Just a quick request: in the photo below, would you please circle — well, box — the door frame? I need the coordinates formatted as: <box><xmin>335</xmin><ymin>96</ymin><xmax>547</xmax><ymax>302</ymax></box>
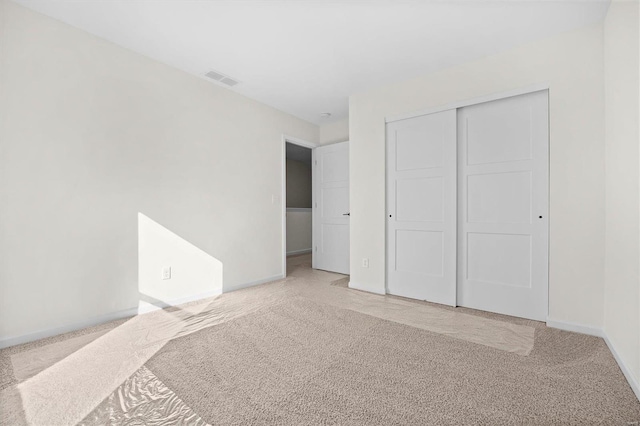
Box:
<box><xmin>281</xmin><ymin>135</ymin><xmax>317</xmax><ymax>277</ymax></box>
<box><xmin>384</xmin><ymin>83</ymin><xmax>550</xmax><ymax>319</ymax></box>
<box><xmin>385</xmin><ymin>83</ymin><xmax>549</xmax><ymax>124</ymax></box>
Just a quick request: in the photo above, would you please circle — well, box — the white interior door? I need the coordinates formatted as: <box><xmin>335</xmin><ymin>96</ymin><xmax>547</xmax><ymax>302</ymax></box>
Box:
<box><xmin>457</xmin><ymin>90</ymin><xmax>549</xmax><ymax>321</ymax></box>
<box><xmin>386</xmin><ymin>110</ymin><xmax>457</xmax><ymax>305</ymax></box>
<box><xmin>313</xmin><ymin>142</ymin><xmax>350</xmax><ymax>274</ymax></box>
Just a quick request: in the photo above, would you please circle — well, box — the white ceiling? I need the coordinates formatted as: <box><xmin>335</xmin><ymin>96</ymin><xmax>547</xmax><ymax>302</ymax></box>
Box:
<box><xmin>14</xmin><ymin>0</ymin><xmax>610</xmax><ymax>125</ymax></box>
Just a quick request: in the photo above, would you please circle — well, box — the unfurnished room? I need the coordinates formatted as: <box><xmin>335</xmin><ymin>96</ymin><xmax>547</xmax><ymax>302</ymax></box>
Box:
<box><xmin>0</xmin><ymin>0</ymin><xmax>639</xmax><ymax>424</ymax></box>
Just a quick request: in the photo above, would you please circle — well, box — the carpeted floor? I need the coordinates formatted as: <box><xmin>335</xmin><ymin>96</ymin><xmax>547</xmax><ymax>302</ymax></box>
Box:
<box><xmin>1</xmin><ymin>253</ymin><xmax>639</xmax><ymax>425</ymax></box>
<box><xmin>143</xmin><ymin>297</ymin><xmax>638</xmax><ymax>425</ymax></box>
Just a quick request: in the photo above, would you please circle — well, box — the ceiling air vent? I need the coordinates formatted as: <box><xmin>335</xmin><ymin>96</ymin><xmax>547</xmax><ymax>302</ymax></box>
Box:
<box><xmin>205</xmin><ymin>70</ymin><xmax>239</xmax><ymax>87</ymax></box>
<box><xmin>220</xmin><ymin>77</ymin><xmax>238</xmax><ymax>87</ymax></box>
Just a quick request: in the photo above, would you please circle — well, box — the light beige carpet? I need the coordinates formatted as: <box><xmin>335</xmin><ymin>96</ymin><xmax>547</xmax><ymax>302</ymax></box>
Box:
<box><xmin>1</xmin><ymin>254</ymin><xmax>639</xmax><ymax>424</ymax></box>
<box><xmin>127</xmin><ymin>297</ymin><xmax>639</xmax><ymax>425</ymax></box>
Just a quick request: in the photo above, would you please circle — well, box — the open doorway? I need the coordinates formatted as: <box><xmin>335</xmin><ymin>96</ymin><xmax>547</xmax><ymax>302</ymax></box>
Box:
<box><xmin>282</xmin><ymin>137</ymin><xmax>316</xmax><ymax>276</ymax></box>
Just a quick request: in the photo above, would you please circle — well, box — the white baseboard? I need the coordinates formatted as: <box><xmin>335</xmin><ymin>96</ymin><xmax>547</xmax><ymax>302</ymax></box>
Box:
<box><xmin>223</xmin><ymin>274</ymin><xmax>284</xmax><ymax>293</ymax></box>
<box><xmin>603</xmin><ymin>334</ymin><xmax>640</xmax><ymax>402</ymax></box>
<box><xmin>0</xmin><ymin>306</ymin><xmax>139</xmax><ymax>350</ymax></box>
<box><xmin>546</xmin><ymin>318</ymin><xmax>604</xmax><ymax>337</ymax></box>
<box><xmin>286</xmin><ymin>248</ymin><xmax>312</xmax><ymax>256</ymax></box>
<box><xmin>137</xmin><ymin>289</ymin><xmax>222</xmax><ymax>315</ymax></box>
<box><xmin>0</xmin><ymin>275</ymin><xmax>283</xmax><ymax>350</ymax></box>
<box><xmin>348</xmin><ymin>281</ymin><xmax>386</xmax><ymax>295</ymax></box>
<box><xmin>547</xmin><ymin>318</ymin><xmax>639</xmax><ymax>402</ymax></box>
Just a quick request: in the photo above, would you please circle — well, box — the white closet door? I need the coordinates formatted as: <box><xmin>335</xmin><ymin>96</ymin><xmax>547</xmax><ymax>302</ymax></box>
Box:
<box><xmin>457</xmin><ymin>90</ymin><xmax>549</xmax><ymax>321</ymax></box>
<box><xmin>313</xmin><ymin>142</ymin><xmax>350</xmax><ymax>275</ymax></box>
<box><xmin>386</xmin><ymin>110</ymin><xmax>457</xmax><ymax>305</ymax></box>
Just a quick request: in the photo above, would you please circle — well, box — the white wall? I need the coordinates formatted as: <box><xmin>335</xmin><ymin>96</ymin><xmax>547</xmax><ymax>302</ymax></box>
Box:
<box><xmin>604</xmin><ymin>0</ymin><xmax>640</xmax><ymax>386</ymax></box>
<box><xmin>0</xmin><ymin>1</ymin><xmax>318</xmax><ymax>343</ymax></box>
<box><xmin>138</xmin><ymin>213</ymin><xmax>223</xmax><ymax>313</ymax></box>
<box><xmin>286</xmin><ymin>211</ymin><xmax>312</xmax><ymax>255</ymax></box>
<box><xmin>286</xmin><ymin>159</ymin><xmax>312</xmax><ymax>208</ymax></box>
<box><xmin>285</xmin><ymin>158</ymin><xmax>312</xmax><ymax>255</ymax></box>
<box><xmin>349</xmin><ymin>23</ymin><xmax>606</xmax><ymax>328</ymax></box>
<box><xmin>319</xmin><ymin>118</ymin><xmax>349</xmax><ymax>145</ymax></box>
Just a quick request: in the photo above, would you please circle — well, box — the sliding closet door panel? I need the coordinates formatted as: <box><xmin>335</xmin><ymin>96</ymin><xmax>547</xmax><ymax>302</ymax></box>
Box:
<box><xmin>387</xmin><ymin>110</ymin><xmax>456</xmax><ymax>305</ymax></box>
<box><xmin>457</xmin><ymin>90</ymin><xmax>549</xmax><ymax>321</ymax></box>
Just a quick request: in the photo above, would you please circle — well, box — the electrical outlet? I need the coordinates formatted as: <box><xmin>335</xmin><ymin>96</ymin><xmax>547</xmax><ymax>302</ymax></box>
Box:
<box><xmin>162</xmin><ymin>266</ymin><xmax>171</xmax><ymax>280</ymax></box>
<box><xmin>362</xmin><ymin>258</ymin><xmax>369</xmax><ymax>268</ymax></box>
